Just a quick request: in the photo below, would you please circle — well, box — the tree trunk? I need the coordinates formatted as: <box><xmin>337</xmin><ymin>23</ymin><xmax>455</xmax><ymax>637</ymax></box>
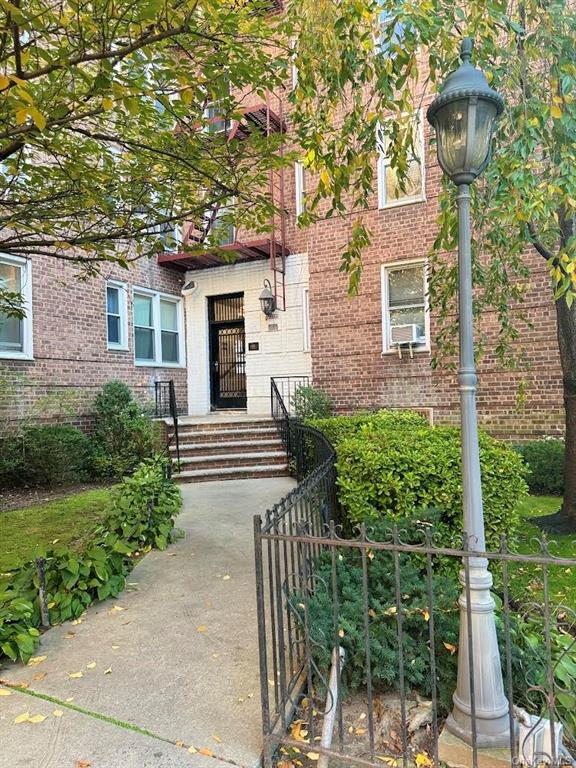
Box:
<box><xmin>556</xmin><ymin>295</ymin><xmax>576</xmax><ymax>524</ymax></box>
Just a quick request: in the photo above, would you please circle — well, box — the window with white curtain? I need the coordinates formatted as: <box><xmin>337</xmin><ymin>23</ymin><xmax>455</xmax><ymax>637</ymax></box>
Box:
<box><xmin>377</xmin><ymin>111</ymin><xmax>425</xmax><ymax>208</ymax></box>
<box><xmin>133</xmin><ymin>288</ymin><xmax>184</xmax><ymax>366</ymax></box>
<box><xmin>0</xmin><ymin>254</ymin><xmax>32</xmax><ymax>359</ymax></box>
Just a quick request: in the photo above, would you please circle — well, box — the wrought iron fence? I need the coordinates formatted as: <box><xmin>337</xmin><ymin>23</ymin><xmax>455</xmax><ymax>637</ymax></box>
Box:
<box><xmin>255</xmin><ymin>492</ymin><xmax>576</xmax><ymax>768</ymax></box>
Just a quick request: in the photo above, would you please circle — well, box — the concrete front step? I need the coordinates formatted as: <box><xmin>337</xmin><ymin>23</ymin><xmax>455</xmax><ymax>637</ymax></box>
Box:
<box><xmin>169</xmin><ymin>427</ymin><xmax>279</xmax><ymax>445</ymax></box>
<box><xmin>176</xmin><ymin>419</ymin><xmax>276</xmax><ymax>433</ymax></box>
<box><xmin>173</xmin><ymin>464</ymin><xmax>290</xmax><ymax>482</ymax></box>
<box><xmin>176</xmin><ymin>451</ymin><xmax>287</xmax><ymax>470</ymax></box>
<box><xmin>172</xmin><ymin>439</ymin><xmax>283</xmax><ymax>457</ymax></box>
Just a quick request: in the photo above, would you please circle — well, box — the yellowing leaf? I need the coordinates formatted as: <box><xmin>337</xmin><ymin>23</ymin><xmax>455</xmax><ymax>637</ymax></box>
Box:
<box><xmin>15</xmin><ymin>107</ymin><xmax>28</xmax><ymax>125</ymax></box>
<box><xmin>338</xmin><ymin>628</ymin><xmax>345</xmax><ymax>637</ymax></box>
<box><xmin>86</xmin><ymin>662</ymin><xmax>96</xmax><ymax>669</ymax></box>
<box><xmin>188</xmin><ymin>746</ymin><xmax>198</xmax><ymax>754</ymax></box>
<box><xmin>551</xmin><ymin>105</ymin><xmax>562</xmax><ymax>120</ymax></box>
<box><xmin>32</xmin><ymin>672</ymin><xmax>47</xmax><ymax>681</ymax></box>
<box><xmin>14</xmin><ymin>712</ymin><xmax>31</xmax><ymax>723</ymax></box>
<box><xmin>443</xmin><ymin>642</ymin><xmax>457</xmax><ymax>655</ymax></box>
<box><xmin>421</xmin><ymin>609</ymin><xmax>430</xmax><ymax>621</ymax></box>
<box><xmin>0</xmin><ymin>689</ymin><xmax>12</xmax><ymax>696</ymax></box>
<box><xmin>110</xmin><ymin>605</ymin><xmax>125</xmax><ymax>612</ymax></box>
<box><xmin>103</xmin><ymin>667</ymin><xmax>112</xmax><ymax>675</ymax></box>
<box><xmin>28</xmin><ymin>714</ymin><xmax>46</xmax><ymax>724</ymax></box>
<box><xmin>52</xmin><ymin>709</ymin><xmax>64</xmax><ymax>717</ymax></box>
<box><xmin>415</xmin><ymin>753</ymin><xmax>433</xmax><ymax>767</ymax></box>
<box><xmin>111</xmin><ymin>645</ymin><xmax>120</xmax><ymax>650</ymax></box>
<box><xmin>175</xmin><ymin>740</ymin><xmax>185</xmax><ymax>748</ymax></box>
<box><xmin>197</xmin><ymin>625</ymin><xmax>207</xmax><ymax>633</ymax></box>
<box><xmin>307</xmin><ymin>752</ymin><xmax>320</xmax><ymax>761</ymax></box>
<box><xmin>199</xmin><ymin>748</ymin><xmax>214</xmax><ymax>757</ymax></box>
<box><xmin>102</xmin><ymin>97</ymin><xmax>114</xmax><ymax>110</ymax></box>
<box><xmin>68</xmin><ymin>671</ymin><xmax>83</xmax><ymax>679</ymax></box>
<box><xmin>0</xmin><ymin>74</ymin><xmax>9</xmax><ymax>90</ymax></box>
<box><xmin>28</xmin><ymin>655</ymin><xmax>47</xmax><ymax>666</ymax></box>
<box><xmin>376</xmin><ymin>757</ymin><xmax>398</xmax><ymax>767</ymax></box>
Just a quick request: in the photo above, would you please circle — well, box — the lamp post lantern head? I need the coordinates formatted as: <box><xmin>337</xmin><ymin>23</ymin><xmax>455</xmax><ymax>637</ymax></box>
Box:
<box><xmin>259</xmin><ymin>279</ymin><xmax>276</xmax><ymax>317</ymax></box>
<box><xmin>426</xmin><ymin>38</ymin><xmax>504</xmax><ymax>185</ymax></box>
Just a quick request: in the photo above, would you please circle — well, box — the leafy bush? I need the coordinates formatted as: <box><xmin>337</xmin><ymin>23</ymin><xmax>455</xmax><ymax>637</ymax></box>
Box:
<box><xmin>0</xmin><ymin>424</ymin><xmax>94</xmax><ymax>487</ymax></box>
<box><xmin>308</xmin><ymin>409</ymin><xmax>428</xmax><ymax>448</ymax></box>
<box><xmin>333</xmin><ymin>424</ymin><xmax>527</xmax><ymax>550</ymax></box>
<box><xmin>93</xmin><ymin>381</ymin><xmax>160</xmax><ymax>478</ymax></box>
<box><xmin>291</xmin><ymin>386</ymin><xmax>334</xmax><ymax>420</ymax></box>
<box><xmin>514</xmin><ymin>439</ymin><xmax>565</xmax><ymax>495</ymax></box>
<box><xmin>0</xmin><ymin>458</ymin><xmax>181</xmax><ymax>664</ymax></box>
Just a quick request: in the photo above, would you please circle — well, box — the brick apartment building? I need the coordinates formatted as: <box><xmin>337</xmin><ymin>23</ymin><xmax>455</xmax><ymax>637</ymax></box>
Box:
<box><xmin>0</xmin><ymin>66</ymin><xmax>564</xmax><ymax>442</ymax></box>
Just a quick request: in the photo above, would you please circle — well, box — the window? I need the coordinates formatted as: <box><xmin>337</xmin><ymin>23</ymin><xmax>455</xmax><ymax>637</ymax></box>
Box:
<box><xmin>204</xmin><ymin>202</ymin><xmax>235</xmax><ymax>245</ymax></box>
<box><xmin>381</xmin><ymin>261</ymin><xmax>429</xmax><ymax>352</ymax></box>
<box><xmin>106</xmin><ymin>281</ymin><xmax>128</xmax><ymax>350</ymax></box>
<box><xmin>379</xmin><ymin>7</ymin><xmax>406</xmax><ymax>54</ymax></box>
<box><xmin>377</xmin><ymin>111</ymin><xmax>425</xmax><ymax>208</ymax></box>
<box><xmin>133</xmin><ymin>289</ymin><xmax>184</xmax><ymax>366</ymax></box>
<box><xmin>295</xmin><ymin>162</ymin><xmax>306</xmax><ymax>219</ymax></box>
<box><xmin>302</xmin><ymin>288</ymin><xmax>311</xmax><ymax>352</ymax></box>
<box><xmin>0</xmin><ymin>255</ymin><xmax>32</xmax><ymax>359</ymax></box>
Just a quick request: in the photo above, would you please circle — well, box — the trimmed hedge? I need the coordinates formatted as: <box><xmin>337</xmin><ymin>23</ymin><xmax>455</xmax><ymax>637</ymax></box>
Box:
<box><xmin>514</xmin><ymin>439</ymin><xmax>564</xmax><ymax>495</ymax></box>
<box><xmin>0</xmin><ymin>424</ymin><xmax>94</xmax><ymax>488</ymax></box>
<box><xmin>307</xmin><ymin>409</ymin><xmax>429</xmax><ymax>448</ymax></box>
<box><xmin>310</xmin><ymin>413</ymin><xmax>527</xmax><ymax>550</ymax></box>
<box><xmin>0</xmin><ymin>458</ymin><xmax>181</xmax><ymax>664</ymax></box>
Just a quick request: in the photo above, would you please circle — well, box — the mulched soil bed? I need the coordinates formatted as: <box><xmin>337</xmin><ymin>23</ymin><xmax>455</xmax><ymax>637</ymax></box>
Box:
<box><xmin>0</xmin><ymin>482</ymin><xmax>110</xmax><ymax>512</ymax></box>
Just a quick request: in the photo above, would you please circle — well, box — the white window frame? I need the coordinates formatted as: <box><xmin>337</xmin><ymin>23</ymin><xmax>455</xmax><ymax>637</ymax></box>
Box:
<box><xmin>295</xmin><ymin>162</ymin><xmax>305</xmax><ymax>219</ymax></box>
<box><xmin>132</xmin><ymin>287</ymin><xmax>186</xmax><ymax>368</ymax></box>
<box><xmin>0</xmin><ymin>253</ymin><xmax>33</xmax><ymax>360</ymax></box>
<box><xmin>381</xmin><ymin>259</ymin><xmax>430</xmax><ymax>354</ymax></box>
<box><xmin>302</xmin><ymin>287</ymin><xmax>311</xmax><ymax>352</ymax></box>
<box><xmin>106</xmin><ymin>280</ymin><xmax>128</xmax><ymax>351</ymax></box>
<box><xmin>377</xmin><ymin>109</ymin><xmax>426</xmax><ymax>210</ymax></box>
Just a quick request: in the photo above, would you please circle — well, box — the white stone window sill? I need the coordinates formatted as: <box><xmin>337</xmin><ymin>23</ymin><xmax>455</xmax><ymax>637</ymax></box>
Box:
<box><xmin>379</xmin><ymin>195</ymin><xmax>426</xmax><ymax>211</ymax></box>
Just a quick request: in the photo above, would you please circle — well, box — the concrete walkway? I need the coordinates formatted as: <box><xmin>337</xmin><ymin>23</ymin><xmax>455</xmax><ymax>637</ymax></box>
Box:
<box><xmin>0</xmin><ymin>477</ymin><xmax>295</xmax><ymax>768</ymax></box>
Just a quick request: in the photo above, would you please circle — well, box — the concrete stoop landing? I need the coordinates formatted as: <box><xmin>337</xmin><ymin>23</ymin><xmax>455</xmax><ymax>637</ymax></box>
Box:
<box><xmin>169</xmin><ymin>413</ymin><xmax>289</xmax><ymax>483</ymax></box>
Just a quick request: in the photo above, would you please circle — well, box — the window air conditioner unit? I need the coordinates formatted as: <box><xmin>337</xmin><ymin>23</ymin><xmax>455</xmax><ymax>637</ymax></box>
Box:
<box><xmin>390</xmin><ymin>323</ymin><xmax>423</xmax><ymax>346</ymax></box>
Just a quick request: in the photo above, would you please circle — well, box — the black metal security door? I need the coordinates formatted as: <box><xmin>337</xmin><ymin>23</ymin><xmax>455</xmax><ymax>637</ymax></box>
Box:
<box><xmin>208</xmin><ymin>294</ymin><xmax>247</xmax><ymax>409</ymax></box>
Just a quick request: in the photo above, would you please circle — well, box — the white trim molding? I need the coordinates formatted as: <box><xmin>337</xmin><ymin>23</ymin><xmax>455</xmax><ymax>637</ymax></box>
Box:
<box><xmin>0</xmin><ymin>253</ymin><xmax>33</xmax><ymax>360</ymax></box>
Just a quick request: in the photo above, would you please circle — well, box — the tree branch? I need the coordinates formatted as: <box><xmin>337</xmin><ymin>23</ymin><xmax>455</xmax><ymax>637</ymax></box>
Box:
<box><xmin>528</xmin><ymin>221</ymin><xmax>555</xmax><ymax>261</ymax></box>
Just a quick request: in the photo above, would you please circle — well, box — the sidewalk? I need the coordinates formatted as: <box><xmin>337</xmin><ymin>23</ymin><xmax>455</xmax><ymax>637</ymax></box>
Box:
<box><xmin>0</xmin><ymin>477</ymin><xmax>295</xmax><ymax>768</ymax></box>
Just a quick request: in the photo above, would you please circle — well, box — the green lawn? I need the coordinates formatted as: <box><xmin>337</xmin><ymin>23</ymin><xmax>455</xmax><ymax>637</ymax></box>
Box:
<box><xmin>0</xmin><ymin>488</ymin><xmax>112</xmax><ymax>571</ymax></box>
<box><xmin>512</xmin><ymin>495</ymin><xmax>576</xmax><ymax>608</ymax></box>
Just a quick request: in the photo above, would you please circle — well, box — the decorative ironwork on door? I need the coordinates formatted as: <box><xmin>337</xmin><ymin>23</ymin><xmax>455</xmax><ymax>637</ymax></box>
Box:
<box><xmin>209</xmin><ymin>294</ymin><xmax>247</xmax><ymax>409</ymax></box>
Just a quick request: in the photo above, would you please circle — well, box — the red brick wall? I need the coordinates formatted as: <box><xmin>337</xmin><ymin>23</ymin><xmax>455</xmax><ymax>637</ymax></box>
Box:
<box><xmin>280</xmin><ymin>98</ymin><xmax>564</xmax><ymax>442</ymax></box>
<box><xmin>0</xmin><ymin>255</ymin><xmax>188</xmax><ymax>432</ymax></box>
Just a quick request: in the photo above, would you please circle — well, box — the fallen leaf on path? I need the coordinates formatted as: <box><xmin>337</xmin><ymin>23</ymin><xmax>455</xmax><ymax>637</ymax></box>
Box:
<box><xmin>64</xmin><ymin>633</ymin><xmax>75</xmax><ymax>640</ymax></box>
<box><xmin>75</xmin><ymin>761</ymin><xmax>91</xmax><ymax>768</ymax></box>
<box><xmin>111</xmin><ymin>645</ymin><xmax>120</xmax><ymax>650</ymax></box>
<box><xmin>27</xmin><ymin>656</ymin><xmax>47</xmax><ymax>666</ymax></box>
<box><xmin>28</xmin><ymin>714</ymin><xmax>46</xmax><ymax>724</ymax></box>
<box><xmin>86</xmin><ymin>662</ymin><xmax>96</xmax><ymax>669</ymax></box>
<box><xmin>175</xmin><ymin>740</ymin><xmax>184</xmax><ymax>748</ymax></box>
<box><xmin>53</xmin><ymin>709</ymin><xmax>64</xmax><ymax>717</ymax></box>
<box><xmin>415</xmin><ymin>753</ymin><xmax>433</xmax><ymax>767</ymax></box>
<box><xmin>199</xmin><ymin>748</ymin><xmax>214</xmax><ymax>757</ymax></box>
<box><xmin>0</xmin><ymin>689</ymin><xmax>12</xmax><ymax>696</ymax></box>
<box><xmin>65</xmin><ymin>697</ymin><xmax>74</xmax><ymax>702</ymax></box>
<box><xmin>68</xmin><ymin>672</ymin><xmax>83</xmax><ymax>679</ymax></box>
<box><xmin>14</xmin><ymin>682</ymin><xmax>29</xmax><ymax>689</ymax></box>
<box><xmin>222</xmin><ymin>575</ymin><xmax>231</xmax><ymax>581</ymax></box>
<box><xmin>307</xmin><ymin>752</ymin><xmax>320</xmax><ymax>761</ymax></box>
<box><xmin>103</xmin><ymin>667</ymin><xmax>112</xmax><ymax>675</ymax></box>
<box><xmin>376</xmin><ymin>757</ymin><xmax>398</xmax><ymax>767</ymax></box>
<box><xmin>212</xmin><ymin>734</ymin><xmax>222</xmax><ymax>743</ymax></box>
<box><xmin>188</xmin><ymin>746</ymin><xmax>198</xmax><ymax>754</ymax></box>
<box><xmin>196</xmin><ymin>625</ymin><xmax>207</xmax><ymax>633</ymax></box>
<box><xmin>110</xmin><ymin>605</ymin><xmax>125</xmax><ymax>612</ymax></box>
<box><xmin>32</xmin><ymin>672</ymin><xmax>47</xmax><ymax>681</ymax></box>
<box><xmin>71</xmin><ymin>618</ymin><xmax>83</xmax><ymax>625</ymax></box>
<box><xmin>14</xmin><ymin>712</ymin><xmax>30</xmax><ymax>723</ymax></box>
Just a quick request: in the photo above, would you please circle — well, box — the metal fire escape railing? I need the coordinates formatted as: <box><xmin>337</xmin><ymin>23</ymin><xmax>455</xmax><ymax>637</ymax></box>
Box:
<box><xmin>267</xmin><ymin>90</ymin><xmax>287</xmax><ymax>312</ymax></box>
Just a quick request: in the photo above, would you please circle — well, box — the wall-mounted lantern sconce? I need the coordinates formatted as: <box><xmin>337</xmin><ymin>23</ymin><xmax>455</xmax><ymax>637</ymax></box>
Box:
<box><xmin>259</xmin><ymin>279</ymin><xmax>276</xmax><ymax>317</ymax></box>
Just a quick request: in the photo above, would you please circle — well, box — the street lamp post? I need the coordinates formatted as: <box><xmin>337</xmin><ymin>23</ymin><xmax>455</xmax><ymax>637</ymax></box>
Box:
<box><xmin>427</xmin><ymin>39</ymin><xmax>511</xmax><ymax>749</ymax></box>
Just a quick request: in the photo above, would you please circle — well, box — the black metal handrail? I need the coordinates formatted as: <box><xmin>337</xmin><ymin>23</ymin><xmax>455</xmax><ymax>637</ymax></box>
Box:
<box><xmin>155</xmin><ymin>380</ymin><xmax>181</xmax><ymax>466</ymax></box>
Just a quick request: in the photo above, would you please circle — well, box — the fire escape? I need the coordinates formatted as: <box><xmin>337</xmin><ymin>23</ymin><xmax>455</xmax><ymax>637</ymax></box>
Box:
<box><xmin>157</xmin><ymin>92</ymin><xmax>288</xmax><ymax>311</ymax></box>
